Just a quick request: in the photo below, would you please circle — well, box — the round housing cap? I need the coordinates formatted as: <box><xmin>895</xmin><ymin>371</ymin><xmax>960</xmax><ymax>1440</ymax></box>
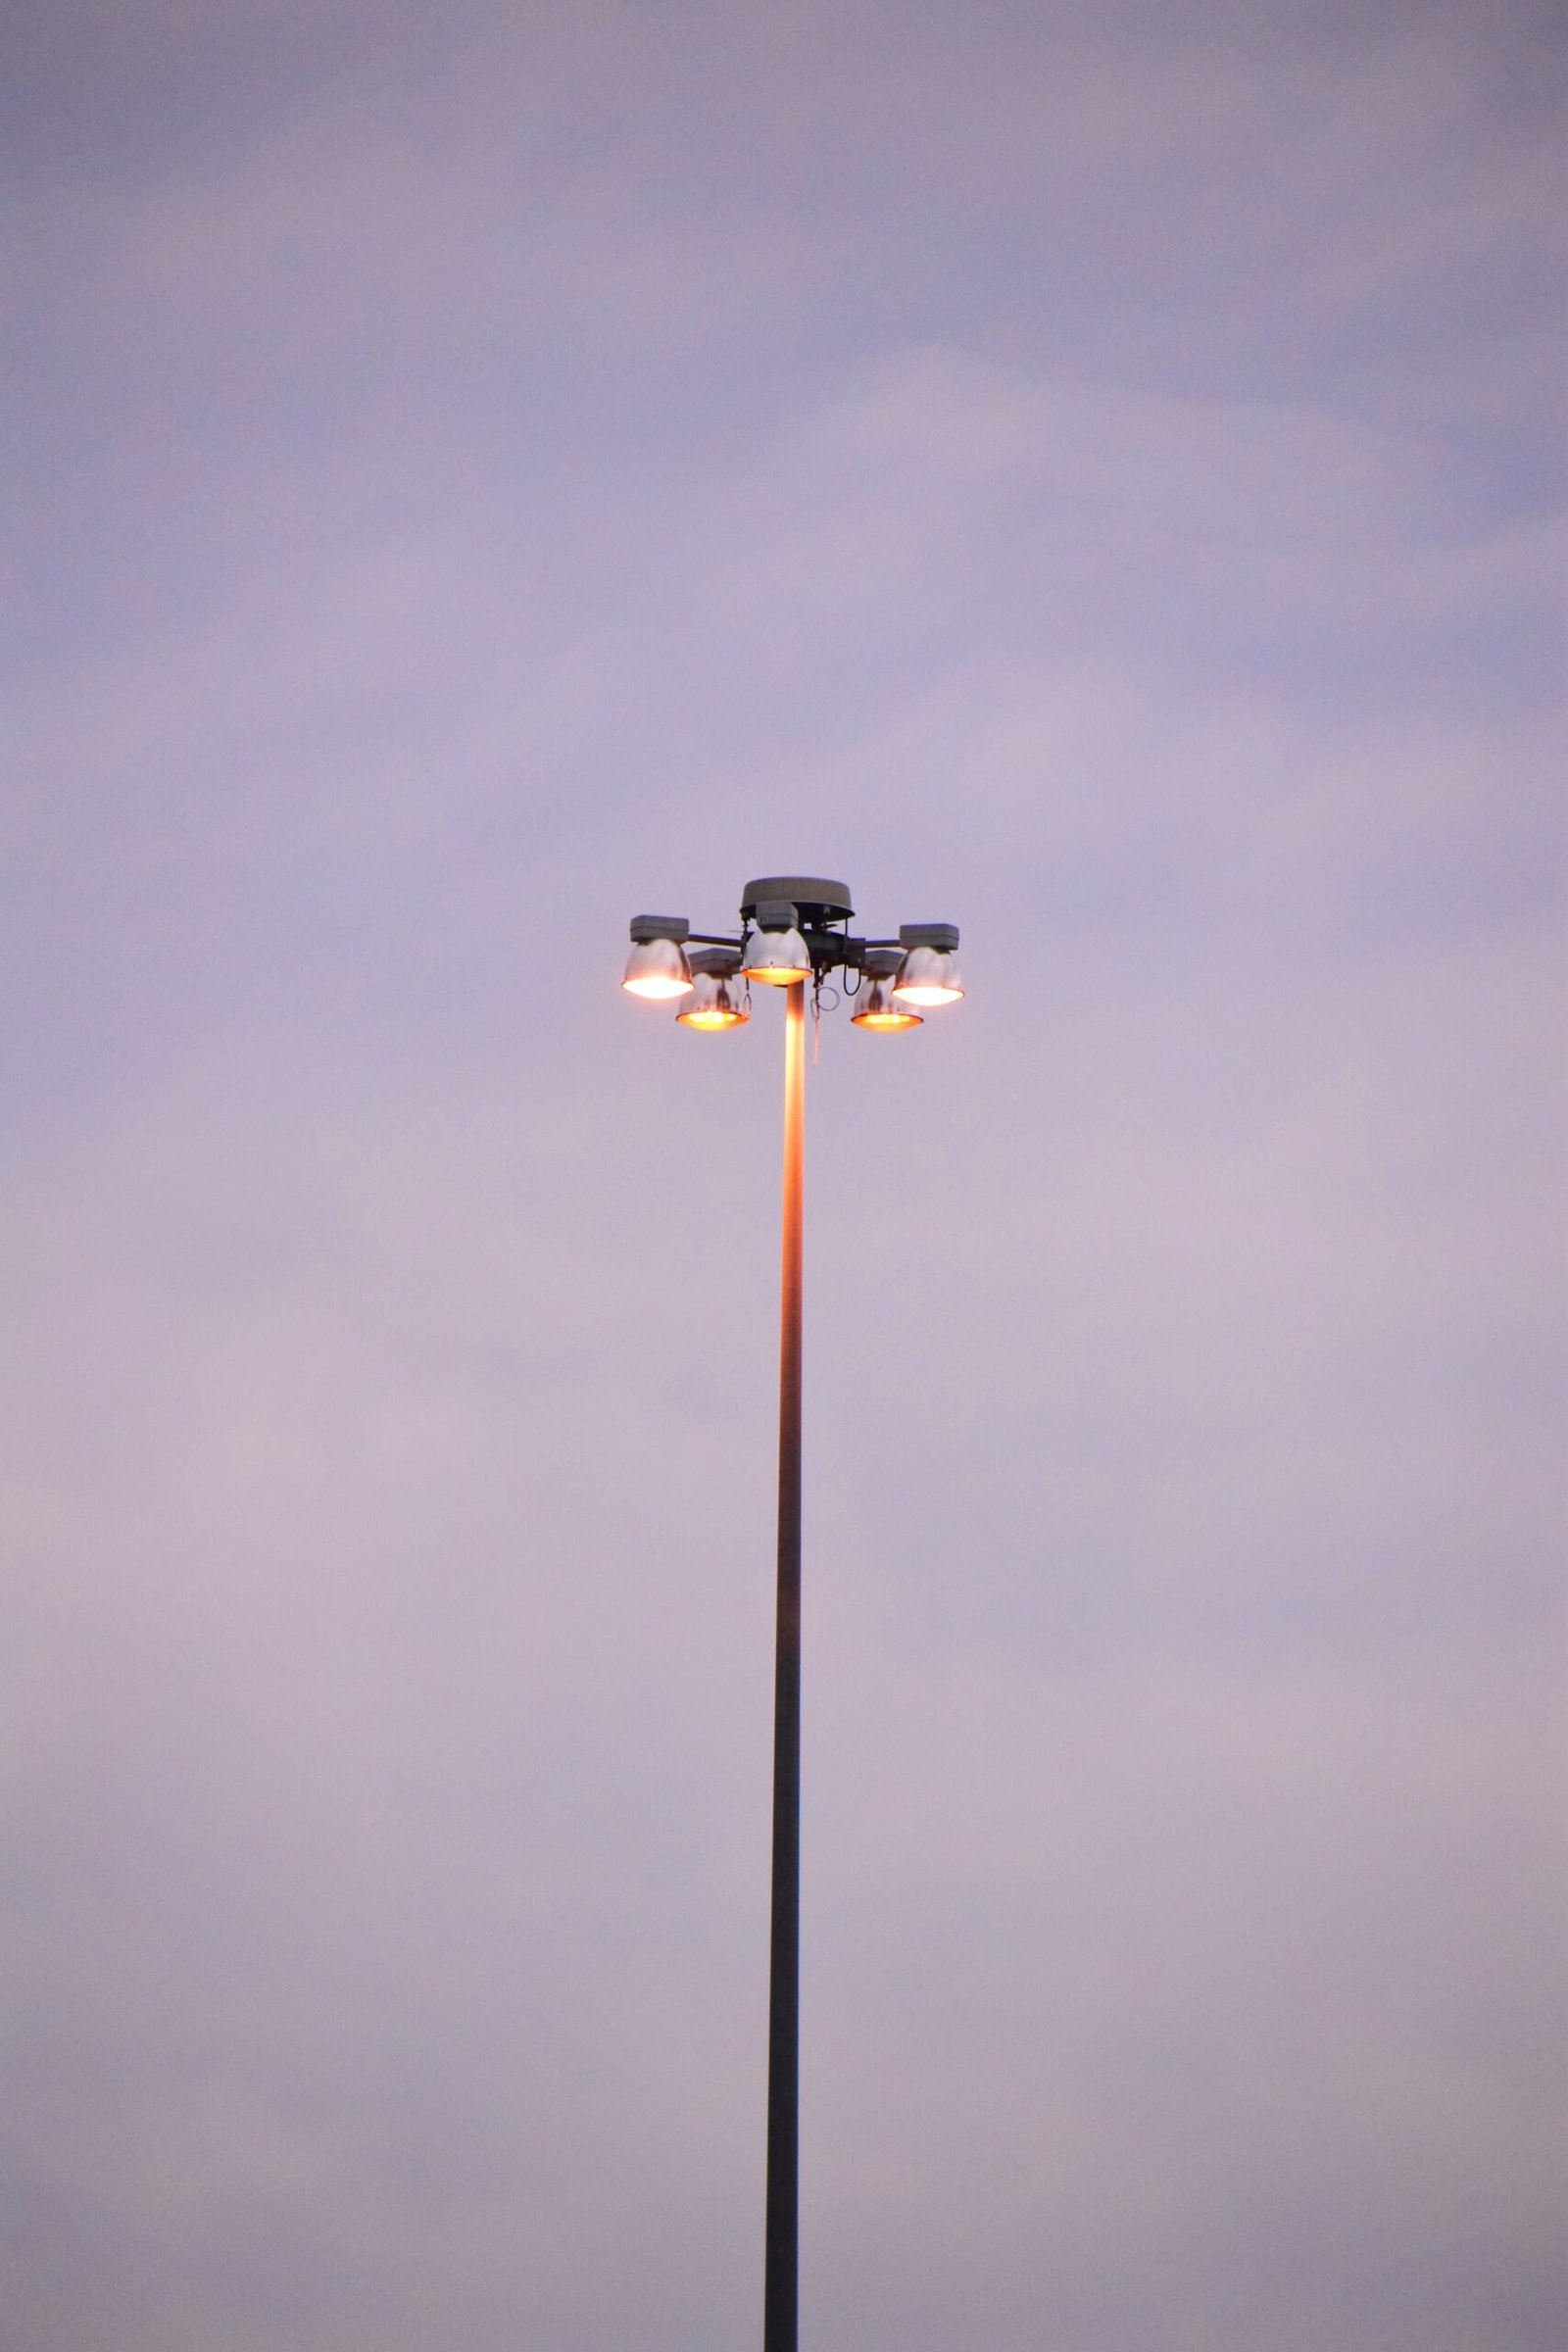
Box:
<box><xmin>740</xmin><ymin>877</ymin><xmax>854</xmax><ymax>926</ymax></box>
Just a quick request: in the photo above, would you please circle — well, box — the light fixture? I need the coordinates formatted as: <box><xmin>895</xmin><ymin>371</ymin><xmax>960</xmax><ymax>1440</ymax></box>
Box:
<box><xmin>741</xmin><ymin>900</ymin><xmax>812</xmax><ymax>986</ymax></box>
<box><xmin>677</xmin><ymin>949</ymin><xmax>749</xmax><ymax>1029</ymax></box>
<box><xmin>623</xmin><ymin>913</ymin><xmax>693</xmax><ymax>999</ymax></box>
<box><xmin>619</xmin><ymin>873</ymin><xmax>963</xmax><ymax>2352</ymax></box>
<box><xmin>851</xmin><ymin>948</ymin><xmax>922</xmax><ymax>1031</ymax></box>
<box><xmin>891</xmin><ymin>922</ymin><xmax>963</xmax><ymax>1006</ymax></box>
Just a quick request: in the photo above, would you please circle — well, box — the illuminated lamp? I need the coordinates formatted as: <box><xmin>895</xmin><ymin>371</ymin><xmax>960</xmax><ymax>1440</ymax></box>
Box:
<box><xmin>891</xmin><ymin>921</ymin><xmax>963</xmax><ymax>1007</ymax></box>
<box><xmin>677</xmin><ymin>949</ymin><xmax>749</xmax><ymax>1029</ymax></box>
<box><xmin>851</xmin><ymin>948</ymin><xmax>922</xmax><ymax>1031</ymax></box>
<box><xmin>741</xmin><ymin>900</ymin><xmax>812</xmax><ymax>986</ymax></box>
<box><xmin>623</xmin><ymin>913</ymin><xmax>693</xmax><ymax>1000</ymax></box>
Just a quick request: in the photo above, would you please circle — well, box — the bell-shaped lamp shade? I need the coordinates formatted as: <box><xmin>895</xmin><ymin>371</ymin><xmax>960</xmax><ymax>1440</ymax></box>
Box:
<box><xmin>741</xmin><ymin>924</ymin><xmax>812</xmax><ymax>986</ymax></box>
<box><xmin>852</xmin><ymin>950</ymin><xmax>922</xmax><ymax>1031</ymax></box>
<box><xmin>891</xmin><ymin>945</ymin><xmax>963</xmax><ymax>1006</ymax></box>
<box><xmin>622</xmin><ymin>936</ymin><xmax>693</xmax><ymax>999</ymax></box>
<box><xmin>677</xmin><ymin>968</ymin><xmax>749</xmax><ymax>1029</ymax></box>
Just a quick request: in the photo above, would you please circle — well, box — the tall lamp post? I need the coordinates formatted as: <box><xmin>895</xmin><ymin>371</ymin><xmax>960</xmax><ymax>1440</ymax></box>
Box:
<box><xmin>621</xmin><ymin>877</ymin><xmax>963</xmax><ymax>2352</ymax></box>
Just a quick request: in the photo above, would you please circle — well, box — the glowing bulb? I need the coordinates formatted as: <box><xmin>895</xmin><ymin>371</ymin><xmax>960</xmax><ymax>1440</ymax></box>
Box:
<box><xmin>677</xmin><ymin>967</ymin><xmax>749</xmax><ymax>1029</ymax></box>
<box><xmin>852</xmin><ymin>953</ymin><xmax>922</xmax><ymax>1031</ymax></box>
<box><xmin>891</xmin><ymin>945</ymin><xmax>963</xmax><ymax>1006</ymax></box>
<box><xmin>622</xmin><ymin>936</ymin><xmax>693</xmax><ymax>999</ymax></box>
<box><xmin>741</xmin><ymin>924</ymin><xmax>812</xmax><ymax>985</ymax></box>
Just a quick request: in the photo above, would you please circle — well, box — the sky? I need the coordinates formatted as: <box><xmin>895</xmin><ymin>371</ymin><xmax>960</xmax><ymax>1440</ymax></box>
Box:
<box><xmin>4</xmin><ymin>3</ymin><xmax>1565</xmax><ymax>2346</ymax></box>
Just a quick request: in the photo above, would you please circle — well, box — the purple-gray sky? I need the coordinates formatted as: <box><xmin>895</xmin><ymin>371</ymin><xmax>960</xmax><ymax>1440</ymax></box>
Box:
<box><xmin>5</xmin><ymin>4</ymin><xmax>1565</xmax><ymax>2346</ymax></box>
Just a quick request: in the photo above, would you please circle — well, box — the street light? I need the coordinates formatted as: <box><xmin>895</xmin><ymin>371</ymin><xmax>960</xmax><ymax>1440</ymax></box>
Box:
<box><xmin>851</xmin><ymin>946</ymin><xmax>923</xmax><ymax>1031</ymax></box>
<box><xmin>677</xmin><ymin>947</ymin><xmax>750</xmax><ymax>1029</ymax></box>
<box><xmin>741</xmin><ymin>898</ymin><xmax>815</xmax><ymax>986</ymax></box>
<box><xmin>621</xmin><ymin>912</ymin><xmax>694</xmax><ymax>999</ymax></box>
<box><xmin>620</xmin><ymin>875</ymin><xmax>962</xmax><ymax>2352</ymax></box>
<box><xmin>891</xmin><ymin>921</ymin><xmax>964</xmax><ymax>1006</ymax></box>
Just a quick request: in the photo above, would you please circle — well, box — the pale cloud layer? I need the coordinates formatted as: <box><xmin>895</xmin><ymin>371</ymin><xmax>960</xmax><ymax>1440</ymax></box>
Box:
<box><xmin>5</xmin><ymin>4</ymin><xmax>1565</xmax><ymax>2348</ymax></box>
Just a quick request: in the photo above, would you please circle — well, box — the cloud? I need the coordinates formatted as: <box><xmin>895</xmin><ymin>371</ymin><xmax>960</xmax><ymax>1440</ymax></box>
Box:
<box><xmin>5</xmin><ymin>3</ymin><xmax>1563</xmax><ymax>2346</ymax></box>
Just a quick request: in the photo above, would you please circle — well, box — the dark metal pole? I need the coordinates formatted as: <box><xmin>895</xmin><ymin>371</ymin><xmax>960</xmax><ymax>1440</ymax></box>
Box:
<box><xmin>763</xmin><ymin>977</ymin><xmax>806</xmax><ymax>2352</ymax></box>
